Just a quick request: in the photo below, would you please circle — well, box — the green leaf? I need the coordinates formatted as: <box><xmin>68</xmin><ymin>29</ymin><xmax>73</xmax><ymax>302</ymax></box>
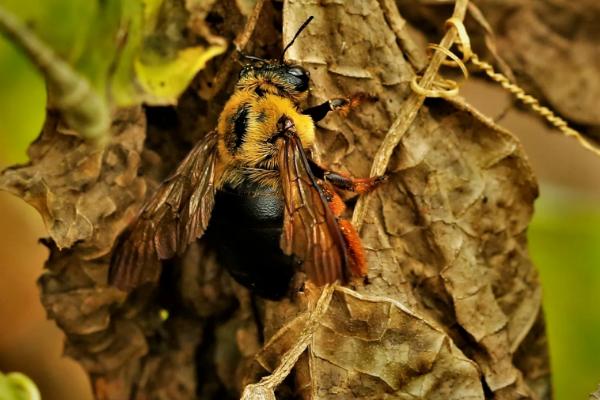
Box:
<box><xmin>0</xmin><ymin>0</ymin><xmax>226</xmax><ymax>140</ymax></box>
<box><xmin>111</xmin><ymin>0</ymin><xmax>226</xmax><ymax>106</ymax></box>
<box><xmin>133</xmin><ymin>44</ymin><xmax>226</xmax><ymax>105</ymax></box>
<box><xmin>0</xmin><ymin>372</ymin><xmax>41</xmax><ymax>400</ymax></box>
<box><xmin>0</xmin><ymin>36</ymin><xmax>45</xmax><ymax>166</ymax></box>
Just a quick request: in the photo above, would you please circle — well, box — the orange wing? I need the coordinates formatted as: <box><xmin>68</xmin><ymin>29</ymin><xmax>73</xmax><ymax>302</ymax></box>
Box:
<box><xmin>278</xmin><ymin>130</ymin><xmax>348</xmax><ymax>286</ymax></box>
<box><xmin>109</xmin><ymin>130</ymin><xmax>219</xmax><ymax>291</ymax></box>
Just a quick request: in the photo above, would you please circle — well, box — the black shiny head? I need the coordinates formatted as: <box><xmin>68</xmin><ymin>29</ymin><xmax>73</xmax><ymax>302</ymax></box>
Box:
<box><xmin>237</xmin><ymin>60</ymin><xmax>311</xmax><ymax>99</ymax></box>
<box><xmin>235</xmin><ymin>17</ymin><xmax>314</xmax><ymax>100</ymax></box>
<box><xmin>238</xmin><ymin>61</ymin><xmax>309</xmax><ymax>89</ymax></box>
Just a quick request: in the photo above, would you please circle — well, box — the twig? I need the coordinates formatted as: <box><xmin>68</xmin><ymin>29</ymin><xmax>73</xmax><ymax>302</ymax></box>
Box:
<box><xmin>378</xmin><ymin>0</ymin><xmax>428</xmax><ymax>71</ymax></box>
<box><xmin>351</xmin><ymin>0</ymin><xmax>470</xmax><ymax>229</ymax></box>
<box><xmin>442</xmin><ymin>16</ymin><xmax>600</xmax><ymax>158</ymax></box>
<box><xmin>469</xmin><ymin>52</ymin><xmax>600</xmax><ymax>157</ymax></box>
<box><xmin>198</xmin><ymin>0</ymin><xmax>266</xmax><ymax>100</ymax></box>
<box><xmin>233</xmin><ymin>0</ymin><xmax>266</xmax><ymax>52</ymax></box>
<box><xmin>241</xmin><ymin>283</ymin><xmax>336</xmax><ymax>399</ymax></box>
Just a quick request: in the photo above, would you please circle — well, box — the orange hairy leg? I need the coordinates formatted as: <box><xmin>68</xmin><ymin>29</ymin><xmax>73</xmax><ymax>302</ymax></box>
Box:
<box><xmin>337</xmin><ymin>219</ymin><xmax>367</xmax><ymax>277</ymax></box>
<box><xmin>309</xmin><ymin>158</ymin><xmax>386</xmax><ymax>194</ymax></box>
<box><xmin>335</xmin><ymin>92</ymin><xmax>377</xmax><ymax>117</ymax></box>
<box><xmin>318</xmin><ymin>180</ymin><xmax>346</xmax><ymax>217</ymax></box>
<box><xmin>318</xmin><ymin>180</ymin><xmax>367</xmax><ymax>277</ymax></box>
<box><xmin>326</xmin><ymin>172</ymin><xmax>386</xmax><ymax>194</ymax></box>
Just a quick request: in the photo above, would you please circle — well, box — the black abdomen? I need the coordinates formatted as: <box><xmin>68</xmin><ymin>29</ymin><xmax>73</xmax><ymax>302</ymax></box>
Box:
<box><xmin>205</xmin><ymin>180</ymin><xmax>296</xmax><ymax>299</ymax></box>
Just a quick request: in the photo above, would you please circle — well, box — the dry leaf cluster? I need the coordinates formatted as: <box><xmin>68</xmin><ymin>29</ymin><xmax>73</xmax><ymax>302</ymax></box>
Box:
<box><xmin>396</xmin><ymin>0</ymin><xmax>600</xmax><ymax>143</ymax></box>
<box><xmin>3</xmin><ymin>0</ymin><xmax>587</xmax><ymax>399</ymax></box>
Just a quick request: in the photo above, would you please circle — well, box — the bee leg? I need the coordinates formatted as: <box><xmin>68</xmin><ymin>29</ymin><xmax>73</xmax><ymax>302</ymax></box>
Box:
<box><xmin>318</xmin><ymin>180</ymin><xmax>347</xmax><ymax>217</ymax></box>
<box><xmin>309</xmin><ymin>159</ymin><xmax>386</xmax><ymax>194</ymax></box>
<box><xmin>325</xmin><ymin>171</ymin><xmax>386</xmax><ymax>194</ymax></box>
<box><xmin>302</xmin><ymin>93</ymin><xmax>376</xmax><ymax>122</ymax></box>
<box><xmin>302</xmin><ymin>100</ymin><xmax>339</xmax><ymax>122</ymax></box>
<box><xmin>338</xmin><ymin>219</ymin><xmax>368</xmax><ymax>277</ymax></box>
<box><xmin>318</xmin><ymin>180</ymin><xmax>367</xmax><ymax>277</ymax></box>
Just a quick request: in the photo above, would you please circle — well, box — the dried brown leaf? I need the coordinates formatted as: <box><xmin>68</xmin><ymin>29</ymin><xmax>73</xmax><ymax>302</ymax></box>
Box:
<box><xmin>0</xmin><ymin>0</ymin><xmax>552</xmax><ymax>398</ymax></box>
<box><xmin>591</xmin><ymin>385</ymin><xmax>600</xmax><ymax>400</ymax></box>
<box><xmin>255</xmin><ymin>287</ymin><xmax>483</xmax><ymax>399</ymax></box>
<box><xmin>395</xmin><ymin>0</ymin><xmax>600</xmax><ymax>140</ymax></box>
<box><xmin>243</xmin><ymin>0</ymin><xmax>549</xmax><ymax>398</ymax></box>
<box><xmin>478</xmin><ymin>0</ymin><xmax>600</xmax><ymax>131</ymax></box>
<box><xmin>0</xmin><ymin>109</ymin><xmax>147</xmax><ymax>256</ymax></box>
<box><xmin>0</xmin><ymin>106</ymin><xmax>230</xmax><ymax>398</ymax></box>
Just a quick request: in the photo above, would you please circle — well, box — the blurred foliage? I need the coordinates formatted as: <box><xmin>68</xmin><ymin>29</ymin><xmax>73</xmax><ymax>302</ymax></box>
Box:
<box><xmin>0</xmin><ymin>371</ymin><xmax>41</xmax><ymax>400</ymax></box>
<box><xmin>0</xmin><ymin>7</ymin><xmax>600</xmax><ymax>400</ymax></box>
<box><xmin>0</xmin><ymin>0</ymin><xmax>226</xmax><ymax>105</ymax></box>
<box><xmin>0</xmin><ymin>0</ymin><xmax>225</xmax><ymax>140</ymax></box>
<box><xmin>0</xmin><ymin>36</ymin><xmax>44</xmax><ymax>166</ymax></box>
<box><xmin>528</xmin><ymin>191</ymin><xmax>600</xmax><ymax>400</ymax></box>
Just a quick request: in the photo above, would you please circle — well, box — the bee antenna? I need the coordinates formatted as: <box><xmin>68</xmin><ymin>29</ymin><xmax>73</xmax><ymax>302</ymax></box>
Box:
<box><xmin>237</xmin><ymin>49</ymin><xmax>268</xmax><ymax>64</ymax></box>
<box><xmin>281</xmin><ymin>16</ymin><xmax>314</xmax><ymax>60</ymax></box>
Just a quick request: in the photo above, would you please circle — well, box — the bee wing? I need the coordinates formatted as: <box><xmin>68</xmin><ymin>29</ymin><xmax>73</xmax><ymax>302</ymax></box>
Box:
<box><xmin>278</xmin><ymin>132</ymin><xmax>348</xmax><ymax>286</ymax></box>
<box><xmin>109</xmin><ymin>130</ymin><xmax>219</xmax><ymax>291</ymax></box>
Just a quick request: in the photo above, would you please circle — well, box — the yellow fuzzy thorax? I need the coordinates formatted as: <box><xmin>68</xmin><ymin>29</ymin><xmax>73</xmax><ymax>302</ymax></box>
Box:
<box><xmin>217</xmin><ymin>90</ymin><xmax>315</xmax><ymax>168</ymax></box>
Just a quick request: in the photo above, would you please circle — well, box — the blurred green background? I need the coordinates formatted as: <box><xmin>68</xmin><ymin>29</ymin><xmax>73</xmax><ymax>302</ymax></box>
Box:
<box><xmin>0</xmin><ymin>15</ymin><xmax>599</xmax><ymax>400</ymax></box>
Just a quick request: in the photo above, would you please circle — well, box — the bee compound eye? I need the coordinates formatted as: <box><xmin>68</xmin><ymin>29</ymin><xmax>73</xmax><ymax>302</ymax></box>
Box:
<box><xmin>288</xmin><ymin>67</ymin><xmax>306</xmax><ymax>77</ymax></box>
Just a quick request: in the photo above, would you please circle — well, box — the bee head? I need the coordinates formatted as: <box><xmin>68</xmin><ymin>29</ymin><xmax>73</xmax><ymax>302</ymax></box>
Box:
<box><xmin>235</xmin><ymin>17</ymin><xmax>313</xmax><ymax>102</ymax></box>
<box><xmin>237</xmin><ymin>60</ymin><xmax>310</xmax><ymax>98</ymax></box>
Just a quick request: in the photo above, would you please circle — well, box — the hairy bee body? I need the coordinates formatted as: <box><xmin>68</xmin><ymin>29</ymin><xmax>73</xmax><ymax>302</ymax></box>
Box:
<box><xmin>205</xmin><ymin>181</ymin><xmax>295</xmax><ymax>299</ymax></box>
<box><xmin>217</xmin><ymin>79</ymin><xmax>315</xmax><ymax>190</ymax></box>
<box><xmin>109</xmin><ymin>17</ymin><xmax>380</xmax><ymax>297</ymax></box>
<box><xmin>203</xmin><ymin>63</ymin><xmax>319</xmax><ymax>298</ymax></box>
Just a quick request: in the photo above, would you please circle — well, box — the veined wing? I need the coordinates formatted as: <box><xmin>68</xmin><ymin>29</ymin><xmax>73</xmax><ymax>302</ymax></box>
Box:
<box><xmin>278</xmin><ymin>129</ymin><xmax>348</xmax><ymax>285</ymax></box>
<box><xmin>109</xmin><ymin>130</ymin><xmax>219</xmax><ymax>291</ymax></box>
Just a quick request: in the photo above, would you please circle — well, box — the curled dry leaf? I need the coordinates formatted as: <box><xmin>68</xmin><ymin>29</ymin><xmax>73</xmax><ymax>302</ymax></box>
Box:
<box><xmin>0</xmin><ymin>0</ymin><xmax>551</xmax><ymax>398</ymax></box>
<box><xmin>253</xmin><ymin>287</ymin><xmax>483</xmax><ymax>399</ymax></box>
<box><xmin>0</xmin><ymin>109</ymin><xmax>147</xmax><ymax>256</ymax></box>
<box><xmin>241</xmin><ymin>0</ymin><xmax>549</xmax><ymax>398</ymax></box>
<box><xmin>0</xmin><ymin>106</ymin><xmax>231</xmax><ymax>398</ymax></box>
<box><xmin>0</xmin><ymin>108</ymin><xmax>148</xmax><ymax>398</ymax></box>
<box><xmin>395</xmin><ymin>0</ymin><xmax>600</xmax><ymax>140</ymax></box>
<box><xmin>475</xmin><ymin>0</ymin><xmax>600</xmax><ymax>132</ymax></box>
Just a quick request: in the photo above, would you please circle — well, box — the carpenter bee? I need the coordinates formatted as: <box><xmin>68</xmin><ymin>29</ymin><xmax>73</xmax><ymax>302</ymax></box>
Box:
<box><xmin>109</xmin><ymin>17</ymin><xmax>383</xmax><ymax>299</ymax></box>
